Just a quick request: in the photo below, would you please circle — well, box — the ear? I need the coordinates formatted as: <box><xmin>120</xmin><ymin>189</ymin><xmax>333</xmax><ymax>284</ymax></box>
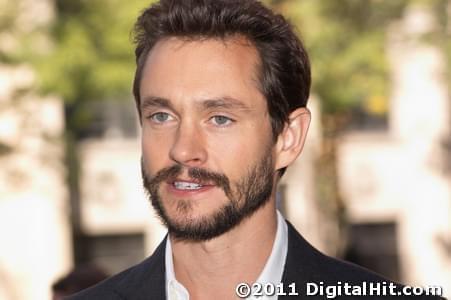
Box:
<box><xmin>274</xmin><ymin>107</ymin><xmax>311</xmax><ymax>171</ymax></box>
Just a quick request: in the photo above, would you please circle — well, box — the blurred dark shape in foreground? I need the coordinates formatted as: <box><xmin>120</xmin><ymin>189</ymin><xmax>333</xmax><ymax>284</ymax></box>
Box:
<box><xmin>51</xmin><ymin>264</ymin><xmax>108</xmax><ymax>299</ymax></box>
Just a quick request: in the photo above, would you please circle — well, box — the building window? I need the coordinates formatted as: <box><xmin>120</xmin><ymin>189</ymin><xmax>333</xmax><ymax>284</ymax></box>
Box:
<box><xmin>74</xmin><ymin>233</ymin><xmax>145</xmax><ymax>275</ymax></box>
<box><xmin>344</xmin><ymin>222</ymin><xmax>400</xmax><ymax>281</ymax></box>
<box><xmin>75</xmin><ymin>100</ymin><xmax>138</xmax><ymax>140</ymax></box>
<box><xmin>346</xmin><ymin>105</ymin><xmax>388</xmax><ymax>132</ymax></box>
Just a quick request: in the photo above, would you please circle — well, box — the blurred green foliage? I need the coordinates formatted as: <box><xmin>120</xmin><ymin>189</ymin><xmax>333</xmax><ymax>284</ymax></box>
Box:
<box><xmin>277</xmin><ymin>0</ymin><xmax>409</xmax><ymax>115</ymax></box>
<box><xmin>37</xmin><ymin>0</ymin><xmax>149</xmax><ymax>103</ymax></box>
<box><xmin>33</xmin><ymin>0</ymin><xmax>155</xmax><ymax>134</ymax></box>
<box><xmin>271</xmin><ymin>0</ymin><xmax>410</xmax><ymax>230</ymax></box>
<box><xmin>31</xmin><ymin>0</ymin><xmax>414</xmax><ymax>134</ymax></box>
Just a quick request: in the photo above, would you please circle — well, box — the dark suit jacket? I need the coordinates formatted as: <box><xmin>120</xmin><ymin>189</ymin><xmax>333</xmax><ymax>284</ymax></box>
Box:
<box><xmin>68</xmin><ymin>221</ymin><xmax>445</xmax><ymax>299</ymax></box>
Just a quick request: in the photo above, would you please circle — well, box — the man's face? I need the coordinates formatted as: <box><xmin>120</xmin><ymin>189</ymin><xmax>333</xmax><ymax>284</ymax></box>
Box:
<box><xmin>139</xmin><ymin>37</ymin><xmax>277</xmax><ymax>241</ymax></box>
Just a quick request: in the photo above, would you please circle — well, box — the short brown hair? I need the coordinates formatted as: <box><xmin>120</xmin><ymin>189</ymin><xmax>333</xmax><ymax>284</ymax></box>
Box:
<box><xmin>133</xmin><ymin>0</ymin><xmax>311</xmax><ymax>139</ymax></box>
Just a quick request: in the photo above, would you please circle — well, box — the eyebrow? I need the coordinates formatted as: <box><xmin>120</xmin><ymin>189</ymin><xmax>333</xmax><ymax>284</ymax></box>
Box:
<box><xmin>201</xmin><ymin>97</ymin><xmax>250</xmax><ymax>111</ymax></box>
<box><xmin>141</xmin><ymin>96</ymin><xmax>174</xmax><ymax>111</ymax></box>
<box><xmin>140</xmin><ymin>95</ymin><xmax>251</xmax><ymax>111</ymax></box>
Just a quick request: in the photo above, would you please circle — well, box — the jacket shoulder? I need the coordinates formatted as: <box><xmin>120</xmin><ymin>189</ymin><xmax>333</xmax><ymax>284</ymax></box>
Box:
<box><xmin>67</xmin><ymin>237</ymin><xmax>167</xmax><ymax>300</ymax></box>
<box><xmin>283</xmin><ymin>221</ymin><xmax>389</xmax><ymax>282</ymax></box>
<box><xmin>282</xmin><ymin>221</ymin><xmax>444</xmax><ymax>299</ymax></box>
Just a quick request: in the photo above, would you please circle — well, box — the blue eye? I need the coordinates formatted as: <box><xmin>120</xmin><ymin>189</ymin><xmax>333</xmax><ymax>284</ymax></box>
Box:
<box><xmin>211</xmin><ymin>115</ymin><xmax>233</xmax><ymax>126</ymax></box>
<box><xmin>150</xmin><ymin>112</ymin><xmax>173</xmax><ymax>123</ymax></box>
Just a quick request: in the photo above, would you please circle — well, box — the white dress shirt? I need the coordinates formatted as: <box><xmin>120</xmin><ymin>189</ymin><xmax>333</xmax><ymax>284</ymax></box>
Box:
<box><xmin>165</xmin><ymin>210</ymin><xmax>288</xmax><ymax>300</ymax></box>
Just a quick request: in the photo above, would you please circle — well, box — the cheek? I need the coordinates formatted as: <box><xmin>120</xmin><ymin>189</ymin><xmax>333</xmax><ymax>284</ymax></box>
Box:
<box><xmin>206</xmin><ymin>126</ymin><xmax>273</xmax><ymax>178</ymax></box>
<box><xmin>141</xmin><ymin>130</ymin><xmax>173</xmax><ymax>172</ymax></box>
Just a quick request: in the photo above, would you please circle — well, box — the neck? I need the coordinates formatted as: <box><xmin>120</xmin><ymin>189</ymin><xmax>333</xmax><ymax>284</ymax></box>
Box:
<box><xmin>170</xmin><ymin>200</ymin><xmax>277</xmax><ymax>300</ymax></box>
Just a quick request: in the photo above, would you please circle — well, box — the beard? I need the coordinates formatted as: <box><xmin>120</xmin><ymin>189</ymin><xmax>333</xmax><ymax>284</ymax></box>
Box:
<box><xmin>141</xmin><ymin>149</ymin><xmax>275</xmax><ymax>242</ymax></box>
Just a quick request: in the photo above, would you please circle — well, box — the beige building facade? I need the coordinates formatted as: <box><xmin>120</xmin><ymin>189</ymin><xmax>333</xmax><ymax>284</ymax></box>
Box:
<box><xmin>337</xmin><ymin>4</ymin><xmax>451</xmax><ymax>296</ymax></box>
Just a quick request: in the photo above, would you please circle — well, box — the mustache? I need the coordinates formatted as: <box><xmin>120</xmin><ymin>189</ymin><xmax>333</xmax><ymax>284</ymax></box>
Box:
<box><xmin>143</xmin><ymin>163</ymin><xmax>232</xmax><ymax>197</ymax></box>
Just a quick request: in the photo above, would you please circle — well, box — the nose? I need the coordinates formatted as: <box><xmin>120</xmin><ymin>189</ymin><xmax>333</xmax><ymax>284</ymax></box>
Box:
<box><xmin>169</xmin><ymin>121</ymin><xmax>207</xmax><ymax>167</ymax></box>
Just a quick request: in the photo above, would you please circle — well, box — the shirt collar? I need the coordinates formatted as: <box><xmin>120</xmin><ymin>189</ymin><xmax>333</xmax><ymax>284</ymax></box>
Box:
<box><xmin>165</xmin><ymin>234</ymin><xmax>189</xmax><ymax>300</ymax></box>
<box><xmin>255</xmin><ymin>210</ymin><xmax>288</xmax><ymax>288</ymax></box>
<box><xmin>165</xmin><ymin>210</ymin><xmax>288</xmax><ymax>300</ymax></box>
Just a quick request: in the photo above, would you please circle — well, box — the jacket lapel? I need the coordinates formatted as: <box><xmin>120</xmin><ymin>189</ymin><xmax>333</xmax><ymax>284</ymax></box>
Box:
<box><xmin>281</xmin><ymin>221</ymin><xmax>308</xmax><ymax>284</ymax></box>
<box><xmin>280</xmin><ymin>221</ymin><xmax>323</xmax><ymax>299</ymax></box>
<box><xmin>113</xmin><ymin>237</ymin><xmax>167</xmax><ymax>300</ymax></box>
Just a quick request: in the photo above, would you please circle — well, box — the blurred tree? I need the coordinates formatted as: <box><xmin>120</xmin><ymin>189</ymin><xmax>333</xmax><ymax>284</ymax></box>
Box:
<box><xmin>30</xmin><ymin>0</ymin><xmax>155</xmax><ymax>253</ymax></box>
<box><xmin>269</xmin><ymin>0</ymin><xmax>410</xmax><ymax>254</ymax></box>
<box><xmin>276</xmin><ymin>0</ymin><xmax>450</xmax><ymax>255</ymax></box>
<box><xmin>35</xmin><ymin>0</ymin><xmax>154</xmax><ymax>135</ymax></box>
<box><xmin>280</xmin><ymin>0</ymin><xmax>409</xmax><ymax>116</ymax></box>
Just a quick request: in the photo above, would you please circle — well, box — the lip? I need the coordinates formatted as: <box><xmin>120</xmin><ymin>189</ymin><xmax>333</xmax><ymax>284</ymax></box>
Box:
<box><xmin>165</xmin><ymin>181</ymin><xmax>216</xmax><ymax>197</ymax></box>
<box><xmin>167</xmin><ymin>178</ymin><xmax>203</xmax><ymax>185</ymax></box>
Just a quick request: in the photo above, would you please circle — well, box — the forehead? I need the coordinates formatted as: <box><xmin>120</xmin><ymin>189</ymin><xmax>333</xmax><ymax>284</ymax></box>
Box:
<box><xmin>139</xmin><ymin>36</ymin><xmax>266</xmax><ymax>108</ymax></box>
